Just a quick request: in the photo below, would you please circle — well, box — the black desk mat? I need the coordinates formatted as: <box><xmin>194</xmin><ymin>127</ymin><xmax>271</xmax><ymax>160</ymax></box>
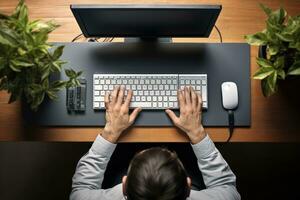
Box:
<box><xmin>23</xmin><ymin>42</ymin><xmax>251</xmax><ymax>127</ymax></box>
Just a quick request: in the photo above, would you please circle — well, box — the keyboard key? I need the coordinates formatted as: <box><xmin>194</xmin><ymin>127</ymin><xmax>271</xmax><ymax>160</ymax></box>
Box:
<box><xmin>94</xmin><ymin>91</ymin><xmax>100</xmax><ymax>96</ymax></box>
<box><xmin>169</xmin><ymin>96</ymin><xmax>177</xmax><ymax>101</ymax></box>
<box><xmin>130</xmin><ymin>102</ymin><xmax>152</xmax><ymax>108</ymax></box>
<box><xmin>202</xmin><ymin>86</ymin><xmax>207</xmax><ymax>101</ymax></box>
<box><xmin>94</xmin><ymin>96</ymin><xmax>104</xmax><ymax>102</ymax></box>
<box><xmin>94</xmin><ymin>102</ymin><xmax>100</xmax><ymax>108</ymax></box>
<box><xmin>100</xmin><ymin>102</ymin><xmax>105</xmax><ymax>108</ymax></box>
<box><xmin>94</xmin><ymin>85</ymin><xmax>102</xmax><ymax>90</ymax></box>
<box><xmin>174</xmin><ymin>102</ymin><xmax>178</xmax><ymax>107</ymax></box>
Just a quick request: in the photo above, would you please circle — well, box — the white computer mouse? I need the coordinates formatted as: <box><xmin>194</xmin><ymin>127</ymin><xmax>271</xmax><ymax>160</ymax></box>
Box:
<box><xmin>221</xmin><ymin>82</ymin><xmax>238</xmax><ymax>110</ymax></box>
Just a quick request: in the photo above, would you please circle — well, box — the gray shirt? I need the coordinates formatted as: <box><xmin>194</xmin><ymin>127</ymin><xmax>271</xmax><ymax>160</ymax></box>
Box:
<box><xmin>70</xmin><ymin>134</ymin><xmax>241</xmax><ymax>200</ymax></box>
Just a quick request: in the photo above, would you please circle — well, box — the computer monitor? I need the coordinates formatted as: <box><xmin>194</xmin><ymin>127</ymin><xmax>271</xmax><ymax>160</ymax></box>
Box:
<box><xmin>70</xmin><ymin>4</ymin><xmax>222</xmax><ymax>39</ymax></box>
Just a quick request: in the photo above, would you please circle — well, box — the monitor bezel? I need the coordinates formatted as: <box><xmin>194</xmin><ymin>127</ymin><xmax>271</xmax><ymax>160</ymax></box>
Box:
<box><xmin>70</xmin><ymin>4</ymin><xmax>222</xmax><ymax>38</ymax></box>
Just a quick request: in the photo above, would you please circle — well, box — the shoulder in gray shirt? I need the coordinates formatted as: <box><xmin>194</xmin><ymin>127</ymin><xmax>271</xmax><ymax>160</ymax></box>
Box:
<box><xmin>70</xmin><ymin>134</ymin><xmax>241</xmax><ymax>200</ymax></box>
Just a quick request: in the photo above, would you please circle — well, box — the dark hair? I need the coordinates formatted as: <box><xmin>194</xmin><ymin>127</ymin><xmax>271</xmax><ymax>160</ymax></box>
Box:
<box><xmin>125</xmin><ymin>147</ymin><xmax>189</xmax><ymax>200</ymax></box>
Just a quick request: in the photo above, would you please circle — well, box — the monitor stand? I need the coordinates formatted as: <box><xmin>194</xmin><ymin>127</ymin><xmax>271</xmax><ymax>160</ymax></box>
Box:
<box><xmin>124</xmin><ymin>37</ymin><xmax>172</xmax><ymax>43</ymax></box>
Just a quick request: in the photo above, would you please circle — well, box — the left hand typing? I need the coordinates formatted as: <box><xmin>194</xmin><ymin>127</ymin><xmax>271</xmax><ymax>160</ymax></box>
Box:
<box><xmin>101</xmin><ymin>85</ymin><xmax>142</xmax><ymax>143</ymax></box>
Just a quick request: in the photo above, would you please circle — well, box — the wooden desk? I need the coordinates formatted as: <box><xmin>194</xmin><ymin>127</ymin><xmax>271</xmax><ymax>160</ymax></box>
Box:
<box><xmin>1</xmin><ymin>0</ymin><xmax>300</xmax><ymax>142</ymax></box>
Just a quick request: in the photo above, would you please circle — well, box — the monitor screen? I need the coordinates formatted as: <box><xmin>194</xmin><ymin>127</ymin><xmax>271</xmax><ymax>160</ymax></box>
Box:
<box><xmin>71</xmin><ymin>5</ymin><xmax>222</xmax><ymax>38</ymax></box>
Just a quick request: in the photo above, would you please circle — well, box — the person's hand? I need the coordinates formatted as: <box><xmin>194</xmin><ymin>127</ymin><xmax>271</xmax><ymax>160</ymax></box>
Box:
<box><xmin>101</xmin><ymin>85</ymin><xmax>142</xmax><ymax>143</ymax></box>
<box><xmin>165</xmin><ymin>86</ymin><xmax>206</xmax><ymax>144</ymax></box>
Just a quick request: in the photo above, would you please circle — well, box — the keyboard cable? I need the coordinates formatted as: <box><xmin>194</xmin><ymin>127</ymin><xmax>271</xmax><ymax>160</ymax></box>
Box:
<box><xmin>214</xmin><ymin>25</ymin><xmax>223</xmax><ymax>43</ymax></box>
<box><xmin>227</xmin><ymin>110</ymin><xmax>234</xmax><ymax>142</ymax></box>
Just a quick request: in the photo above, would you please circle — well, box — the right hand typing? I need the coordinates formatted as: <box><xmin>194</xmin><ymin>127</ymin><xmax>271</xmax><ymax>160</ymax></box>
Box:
<box><xmin>165</xmin><ymin>86</ymin><xmax>206</xmax><ymax>144</ymax></box>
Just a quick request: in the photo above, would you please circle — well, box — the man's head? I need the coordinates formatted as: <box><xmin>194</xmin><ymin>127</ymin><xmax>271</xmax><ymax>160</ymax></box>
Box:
<box><xmin>122</xmin><ymin>147</ymin><xmax>191</xmax><ymax>200</ymax></box>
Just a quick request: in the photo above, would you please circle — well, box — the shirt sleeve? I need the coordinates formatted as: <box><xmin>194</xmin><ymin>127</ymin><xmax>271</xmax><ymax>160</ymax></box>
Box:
<box><xmin>189</xmin><ymin>134</ymin><xmax>241</xmax><ymax>200</ymax></box>
<box><xmin>70</xmin><ymin>134</ymin><xmax>124</xmax><ymax>200</ymax></box>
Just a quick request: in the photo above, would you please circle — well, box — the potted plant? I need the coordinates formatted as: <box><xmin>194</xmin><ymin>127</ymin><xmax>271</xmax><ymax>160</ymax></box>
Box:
<box><xmin>245</xmin><ymin>4</ymin><xmax>300</xmax><ymax>97</ymax></box>
<box><xmin>0</xmin><ymin>0</ymin><xmax>82</xmax><ymax>111</ymax></box>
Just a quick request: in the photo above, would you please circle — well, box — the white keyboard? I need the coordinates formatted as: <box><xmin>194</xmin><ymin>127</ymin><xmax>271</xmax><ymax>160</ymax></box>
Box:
<box><xmin>93</xmin><ymin>74</ymin><xmax>207</xmax><ymax>110</ymax></box>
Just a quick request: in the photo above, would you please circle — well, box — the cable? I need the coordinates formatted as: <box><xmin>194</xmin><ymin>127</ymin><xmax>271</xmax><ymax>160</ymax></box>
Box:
<box><xmin>214</xmin><ymin>25</ymin><xmax>223</xmax><ymax>43</ymax></box>
<box><xmin>71</xmin><ymin>34</ymin><xmax>114</xmax><ymax>43</ymax></box>
<box><xmin>71</xmin><ymin>33</ymin><xmax>83</xmax><ymax>42</ymax></box>
<box><xmin>226</xmin><ymin>110</ymin><xmax>234</xmax><ymax>142</ymax></box>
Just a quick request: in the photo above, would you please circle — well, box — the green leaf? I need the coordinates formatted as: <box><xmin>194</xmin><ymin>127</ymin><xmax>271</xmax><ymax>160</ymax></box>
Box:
<box><xmin>267</xmin><ymin>45</ymin><xmax>279</xmax><ymax>56</ymax></box>
<box><xmin>76</xmin><ymin>71</ymin><xmax>83</xmax><ymax>77</ymax></box>
<box><xmin>253</xmin><ymin>67</ymin><xmax>274</xmax><ymax>80</ymax></box>
<box><xmin>51</xmin><ymin>80</ymin><xmax>66</xmax><ymax>90</ymax></box>
<box><xmin>259</xmin><ymin>4</ymin><xmax>272</xmax><ymax>17</ymax></box>
<box><xmin>9</xmin><ymin>62</ymin><xmax>21</xmax><ymax>72</ymax></box>
<box><xmin>245</xmin><ymin>32</ymin><xmax>268</xmax><ymax>46</ymax></box>
<box><xmin>0</xmin><ymin>28</ymin><xmax>18</xmax><ymax>47</ymax></box>
<box><xmin>17</xmin><ymin>48</ymin><xmax>27</xmax><ymax>56</ymax></box>
<box><xmin>65</xmin><ymin>69</ymin><xmax>77</xmax><ymax>78</ymax></box>
<box><xmin>33</xmin><ymin>21</ymin><xmax>59</xmax><ymax>33</ymax></box>
<box><xmin>41</xmin><ymin>67</ymin><xmax>50</xmax><ymax>80</ymax></box>
<box><xmin>42</xmin><ymin>78</ymin><xmax>49</xmax><ymax>89</ymax></box>
<box><xmin>46</xmin><ymin>90</ymin><xmax>58</xmax><ymax>100</ymax></box>
<box><xmin>289</xmin><ymin>42</ymin><xmax>300</xmax><ymax>51</ymax></box>
<box><xmin>271</xmin><ymin>7</ymin><xmax>287</xmax><ymax>24</ymax></box>
<box><xmin>261</xmin><ymin>79</ymin><xmax>273</xmax><ymax>97</ymax></box>
<box><xmin>275</xmin><ymin>32</ymin><xmax>293</xmax><ymax>42</ymax></box>
<box><xmin>10</xmin><ymin>60</ymin><xmax>34</xmax><ymax>67</ymax></box>
<box><xmin>269</xmin><ymin>71</ymin><xmax>277</xmax><ymax>91</ymax></box>
<box><xmin>266</xmin><ymin>20</ymin><xmax>281</xmax><ymax>32</ymax></box>
<box><xmin>277</xmin><ymin>69</ymin><xmax>285</xmax><ymax>79</ymax></box>
<box><xmin>284</xmin><ymin>16</ymin><xmax>300</xmax><ymax>35</ymax></box>
<box><xmin>287</xmin><ymin>61</ymin><xmax>300</xmax><ymax>75</ymax></box>
<box><xmin>51</xmin><ymin>61</ymin><xmax>62</xmax><ymax>72</ymax></box>
<box><xmin>261</xmin><ymin>72</ymin><xmax>278</xmax><ymax>97</ymax></box>
<box><xmin>18</xmin><ymin>1</ymin><xmax>28</xmax><ymax>25</ymax></box>
<box><xmin>256</xmin><ymin>57</ymin><xmax>273</xmax><ymax>68</ymax></box>
<box><xmin>274</xmin><ymin>56</ymin><xmax>284</xmax><ymax>69</ymax></box>
<box><xmin>52</xmin><ymin>46</ymin><xmax>64</xmax><ymax>60</ymax></box>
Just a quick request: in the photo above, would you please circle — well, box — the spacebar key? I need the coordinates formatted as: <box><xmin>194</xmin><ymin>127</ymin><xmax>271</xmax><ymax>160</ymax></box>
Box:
<box><xmin>130</xmin><ymin>102</ymin><xmax>152</xmax><ymax>108</ymax></box>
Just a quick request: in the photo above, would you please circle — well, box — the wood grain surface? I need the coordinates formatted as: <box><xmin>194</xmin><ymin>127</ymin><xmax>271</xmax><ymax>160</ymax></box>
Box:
<box><xmin>1</xmin><ymin>0</ymin><xmax>300</xmax><ymax>142</ymax></box>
